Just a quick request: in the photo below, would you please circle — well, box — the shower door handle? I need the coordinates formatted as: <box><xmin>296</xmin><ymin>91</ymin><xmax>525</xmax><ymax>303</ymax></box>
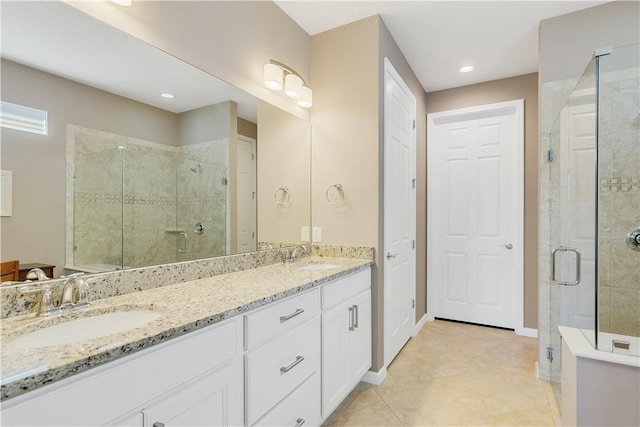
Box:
<box><xmin>552</xmin><ymin>246</ymin><xmax>581</xmax><ymax>286</ymax></box>
<box><xmin>177</xmin><ymin>231</ymin><xmax>188</xmax><ymax>253</ymax></box>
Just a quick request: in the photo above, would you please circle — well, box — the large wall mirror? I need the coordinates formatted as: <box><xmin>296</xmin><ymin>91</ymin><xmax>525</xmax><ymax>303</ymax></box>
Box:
<box><xmin>0</xmin><ymin>1</ymin><xmax>311</xmax><ymax>280</ymax></box>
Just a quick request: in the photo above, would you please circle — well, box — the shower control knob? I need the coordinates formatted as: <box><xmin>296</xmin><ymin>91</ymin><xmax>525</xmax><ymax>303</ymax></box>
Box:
<box><xmin>626</xmin><ymin>226</ymin><xmax>640</xmax><ymax>252</ymax></box>
<box><xmin>194</xmin><ymin>222</ymin><xmax>204</xmax><ymax>234</ymax></box>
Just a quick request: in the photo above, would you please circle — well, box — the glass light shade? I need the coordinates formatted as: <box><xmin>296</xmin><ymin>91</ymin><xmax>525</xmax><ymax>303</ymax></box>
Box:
<box><xmin>297</xmin><ymin>86</ymin><xmax>313</xmax><ymax>108</ymax></box>
<box><xmin>264</xmin><ymin>63</ymin><xmax>283</xmax><ymax>90</ymax></box>
<box><xmin>284</xmin><ymin>73</ymin><xmax>303</xmax><ymax>98</ymax></box>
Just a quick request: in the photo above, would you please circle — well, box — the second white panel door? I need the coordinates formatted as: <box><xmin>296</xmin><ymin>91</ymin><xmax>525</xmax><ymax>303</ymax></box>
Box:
<box><xmin>428</xmin><ymin>100</ymin><xmax>523</xmax><ymax>329</ymax></box>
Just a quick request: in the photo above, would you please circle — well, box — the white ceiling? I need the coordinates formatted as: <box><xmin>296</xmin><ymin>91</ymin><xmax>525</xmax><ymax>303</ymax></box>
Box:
<box><xmin>275</xmin><ymin>1</ymin><xmax>609</xmax><ymax>93</ymax></box>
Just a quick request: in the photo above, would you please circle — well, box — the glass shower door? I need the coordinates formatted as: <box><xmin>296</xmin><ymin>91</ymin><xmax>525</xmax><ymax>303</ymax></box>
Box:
<box><xmin>595</xmin><ymin>44</ymin><xmax>640</xmax><ymax>355</ymax></box>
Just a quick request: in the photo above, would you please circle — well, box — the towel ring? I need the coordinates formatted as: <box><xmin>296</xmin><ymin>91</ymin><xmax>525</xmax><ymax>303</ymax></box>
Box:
<box><xmin>326</xmin><ymin>183</ymin><xmax>345</xmax><ymax>206</ymax></box>
<box><xmin>275</xmin><ymin>186</ymin><xmax>290</xmax><ymax>206</ymax></box>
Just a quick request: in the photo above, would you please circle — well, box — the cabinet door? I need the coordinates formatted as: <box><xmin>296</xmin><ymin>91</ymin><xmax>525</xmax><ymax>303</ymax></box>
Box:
<box><xmin>321</xmin><ymin>300</ymin><xmax>351</xmax><ymax>418</ymax></box>
<box><xmin>142</xmin><ymin>359</ymin><xmax>243</xmax><ymax>427</ymax></box>
<box><xmin>349</xmin><ymin>289</ymin><xmax>372</xmax><ymax>385</ymax></box>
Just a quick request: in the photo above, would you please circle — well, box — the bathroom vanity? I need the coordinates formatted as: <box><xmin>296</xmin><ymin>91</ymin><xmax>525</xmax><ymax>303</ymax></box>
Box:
<box><xmin>0</xmin><ymin>256</ymin><xmax>372</xmax><ymax>426</ymax></box>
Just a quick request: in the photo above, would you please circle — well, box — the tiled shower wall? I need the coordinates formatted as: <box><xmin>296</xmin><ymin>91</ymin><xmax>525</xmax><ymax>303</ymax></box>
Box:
<box><xmin>597</xmin><ymin>65</ymin><xmax>640</xmax><ymax>337</ymax></box>
<box><xmin>67</xmin><ymin>125</ymin><xmax>229</xmax><ymax>270</ymax></box>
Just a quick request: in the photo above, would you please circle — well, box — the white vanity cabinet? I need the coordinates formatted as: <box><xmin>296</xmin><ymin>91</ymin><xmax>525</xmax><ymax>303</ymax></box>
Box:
<box><xmin>0</xmin><ymin>318</ymin><xmax>244</xmax><ymax>427</ymax></box>
<box><xmin>244</xmin><ymin>288</ymin><xmax>321</xmax><ymax>426</ymax></box>
<box><xmin>321</xmin><ymin>269</ymin><xmax>372</xmax><ymax>419</ymax></box>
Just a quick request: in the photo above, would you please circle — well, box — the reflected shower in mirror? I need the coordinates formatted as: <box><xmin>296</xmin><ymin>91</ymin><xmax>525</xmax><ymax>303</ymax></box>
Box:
<box><xmin>0</xmin><ymin>1</ymin><xmax>311</xmax><ymax>279</ymax></box>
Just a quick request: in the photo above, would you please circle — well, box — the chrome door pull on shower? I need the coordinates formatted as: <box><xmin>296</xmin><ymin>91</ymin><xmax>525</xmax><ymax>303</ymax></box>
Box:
<box><xmin>177</xmin><ymin>231</ymin><xmax>188</xmax><ymax>253</ymax></box>
<box><xmin>552</xmin><ymin>246</ymin><xmax>581</xmax><ymax>286</ymax></box>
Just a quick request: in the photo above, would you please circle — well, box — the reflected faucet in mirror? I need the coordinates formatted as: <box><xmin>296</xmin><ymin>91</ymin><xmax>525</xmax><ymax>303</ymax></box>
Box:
<box><xmin>26</xmin><ymin>268</ymin><xmax>50</xmax><ymax>281</ymax></box>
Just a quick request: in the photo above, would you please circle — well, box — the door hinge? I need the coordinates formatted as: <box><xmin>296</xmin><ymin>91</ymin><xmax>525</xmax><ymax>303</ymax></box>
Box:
<box><xmin>547</xmin><ymin>346</ymin><xmax>554</xmax><ymax>363</ymax></box>
<box><xmin>252</xmin><ymin>153</ymin><xmax>255</xmax><ymax>160</ymax></box>
<box><xmin>251</xmin><ymin>231</ymin><xmax>255</xmax><ymax>239</ymax></box>
<box><xmin>412</xmin><ymin>299</ymin><xmax>415</xmax><ymax>309</ymax></box>
<box><xmin>412</xmin><ymin>240</ymin><xmax>415</xmax><ymax>249</ymax></box>
<box><xmin>412</xmin><ymin>178</ymin><xmax>416</xmax><ymax>189</ymax></box>
<box><xmin>412</xmin><ymin>120</ymin><xmax>416</xmax><ymax>129</ymax></box>
<box><xmin>547</xmin><ymin>150</ymin><xmax>554</xmax><ymax>162</ymax></box>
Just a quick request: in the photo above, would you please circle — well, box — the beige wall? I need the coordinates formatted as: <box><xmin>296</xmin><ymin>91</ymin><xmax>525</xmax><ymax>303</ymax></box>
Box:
<box><xmin>68</xmin><ymin>1</ymin><xmax>312</xmax><ymax>120</ymax></box>
<box><xmin>0</xmin><ymin>60</ymin><xmax>178</xmax><ymax>277</ymax></box>
<box><xmin>425</xmin><ymin>73</ymin><xmax>539</xmax><ymax>329</ymax></box>
<box><xmin>257</xmin><ymin>101</ymin><xmax>311</xmax><ymax>246</ymax></box>
<box><xmin>312</xmin><ymin>15</ymin><xmax>429</xmax><ymax>371</ymax></box>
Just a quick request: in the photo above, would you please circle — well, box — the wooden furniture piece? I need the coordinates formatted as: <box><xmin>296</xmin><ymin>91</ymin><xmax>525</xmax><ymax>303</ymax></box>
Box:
<box><xmin>18</xmin><ymin>263</ymin><xmax>55</xmax><ymax>281</ymax></box>
<box><xmin>1</xmin><ymin>260</ymin><xmax>20</xmax><ymax>282</ymax></box>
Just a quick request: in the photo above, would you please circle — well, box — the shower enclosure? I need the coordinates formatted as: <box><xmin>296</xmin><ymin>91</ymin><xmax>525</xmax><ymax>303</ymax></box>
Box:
<box><xmin>67</xmin><ymin>125</ymin><xmax>229</xmax><ymax>272</ymax></box>
<box><xmin>541</xmin><ymin>43</ymin><xmax>639</xmax><ymax>382</ymax></box>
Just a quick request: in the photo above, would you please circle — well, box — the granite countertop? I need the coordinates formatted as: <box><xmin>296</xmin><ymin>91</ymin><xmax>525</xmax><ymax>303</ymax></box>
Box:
<box><xmin>0</xmin><ymin>256</ymin><xmax>372</xmax><ymax>401</ymax></box>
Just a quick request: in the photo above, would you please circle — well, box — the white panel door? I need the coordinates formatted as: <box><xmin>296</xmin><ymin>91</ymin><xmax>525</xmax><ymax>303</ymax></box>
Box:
<box><xmin>383</xmin><ymin>58</ymin><xmax>416</xmax><ymax>367</ymax></box>
<box><xmin>559</xmin><ymin>102</ymin><xmax>596</xmax><ymax>329</ymax></box>
<box><xmin>428</xmin><ymin>100</ymin><xmax>523</xmax><ymax>329</ymax></box>
<box><xmin>237</xmin><ymin>136</ymin><xmax>256</xmax><ymax>254</ymax></box>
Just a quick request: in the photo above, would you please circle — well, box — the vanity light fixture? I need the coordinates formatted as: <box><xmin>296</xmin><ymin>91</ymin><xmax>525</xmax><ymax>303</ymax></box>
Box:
<box><xmin>459</xmin><ymin>65</ymin><xmax>474</xmax><ymax>73</ymax></box>
<box><xmin>263</xmin><ymin>59</ymin><xmax>312</xmax><ymax>108</ymax></box>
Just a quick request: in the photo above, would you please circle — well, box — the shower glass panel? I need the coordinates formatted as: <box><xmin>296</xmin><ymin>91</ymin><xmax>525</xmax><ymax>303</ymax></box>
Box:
<box><xmin>547</xmin><ymin>43</ymin><xmax>640</xmax><ymax>380</ymax></box>
<box><xmin>72</xmin><ymin>146</ymin><xmax>124</xmax><ymax>271</ymax></box>
<box><xmin>596</xmin><ymin>44</ymin><xmax>640</xmax><ymax>355</ymax></box>
<box><xmin>175</xmin><ymin>158</ymin><xmax>229</xmax><ymax>262</ymax></box>
<box><xmin>122</xmin><ymin>148</ymin><xmax>177</xmax><ymax>269</ymax></box>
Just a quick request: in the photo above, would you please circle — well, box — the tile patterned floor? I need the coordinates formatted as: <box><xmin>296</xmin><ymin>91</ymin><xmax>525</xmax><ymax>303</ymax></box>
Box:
<box><xmin>323</xmin><ymin>320</ymin><xmax>561</xmax><ymax>426</ymax></box>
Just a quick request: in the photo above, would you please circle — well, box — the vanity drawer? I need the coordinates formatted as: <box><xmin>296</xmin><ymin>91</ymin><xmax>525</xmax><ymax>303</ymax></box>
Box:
<box><xmin>252</xmin><ymin>372</ymin><xmax>320</xmax><ymax>427</ymax></box>
<box><xmin>245</xmin><ymin>288</ymin><xmax>320</xmax><ymax>349</ymax></box>
<box><xmin>322</xmin><ymin>269</ymin><xmax>371</xmax><ymax>310</ymax></box>
<box><xmin>245</xmin><ymin>316</ymin><xmax>320</xmax><ymax>425</ymax></box>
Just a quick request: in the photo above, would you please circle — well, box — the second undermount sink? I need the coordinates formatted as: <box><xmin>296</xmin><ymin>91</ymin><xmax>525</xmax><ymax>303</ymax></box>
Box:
<box><xmin>294</xmin><ymin>262</ymin><xmax>339</xmax><ymax>271</ymax></box>
<box><xmin>7</xmin><ymin>310</ymin><xmax>162</xmax><ymax>349</ymax></box>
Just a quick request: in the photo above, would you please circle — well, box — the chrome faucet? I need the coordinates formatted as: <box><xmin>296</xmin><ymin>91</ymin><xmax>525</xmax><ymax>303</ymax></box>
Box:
<box><xmin>60</xmin><ymin>274</ymin><xmax>91</xmax><ymax>310</ymax></box>
<box><xmin>285</xmin><ymin>245</ymin><xmax>307</xmax><ymax>265</ymax></box>
<box><xmin>26</xmin><ymin>268</ymin><xmax>50</xmax><ymax>281</ymax></box>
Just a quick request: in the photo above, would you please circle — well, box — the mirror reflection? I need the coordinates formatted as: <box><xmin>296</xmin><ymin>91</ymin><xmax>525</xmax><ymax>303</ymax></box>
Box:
<box><xmin>0</xmin><ymin>1</ymin><xmax>311</xmax><ymax>280</ymax></box>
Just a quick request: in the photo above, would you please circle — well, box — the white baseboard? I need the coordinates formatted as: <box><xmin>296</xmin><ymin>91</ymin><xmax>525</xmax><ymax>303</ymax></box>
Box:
<box><xmin>413</xmin><ymin>314</ymin><xmax>429</xmax><ymax>336</ymax></box>
<box><xmin>361</xmin><ymin>366</ymin><xmax>387</xmax><ymax>386</ymax></box>
<box><xmin>516</xmin><ymin>327</ymin><xmax>538</xmax><ymax>338</ymax></box>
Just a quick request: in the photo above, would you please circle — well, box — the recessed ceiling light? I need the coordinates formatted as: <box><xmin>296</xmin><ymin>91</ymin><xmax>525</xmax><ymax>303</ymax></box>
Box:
<box><xmin>110</xmin><ymin>0</ymin><xmax>132</xmax><ymax>6</ymax></box>
<box><xmin>460</xmin><ymin>66</ymin><xmax>474</xmax><ymax>73</ymax></box>
<box><xmin>160</xmin><ymin>93</ymin><xmax>175</xmax><ymax>99</ymax></box>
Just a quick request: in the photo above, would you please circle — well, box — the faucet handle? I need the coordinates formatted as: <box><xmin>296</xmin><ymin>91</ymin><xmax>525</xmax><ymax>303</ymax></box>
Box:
<box><xmin>75</xmin><ymin>277</ymin><xmax>91</xmax><ymax>308</ymax></box>
<box><xmin>37</xmin><ymin>284</ymin><xmax>59</xmax><ymax>316</ymax></box>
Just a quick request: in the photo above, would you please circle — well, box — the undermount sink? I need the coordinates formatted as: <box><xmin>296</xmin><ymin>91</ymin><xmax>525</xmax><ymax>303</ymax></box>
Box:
<box><xmin>7</xmin><ymin>310</ymin><xmax>162</xmax><ymax>349</ymax></box>
<box><xmin>294</xmin><ymin>262</ymin><xmax>339</xmax><ymax>271</ymax></box>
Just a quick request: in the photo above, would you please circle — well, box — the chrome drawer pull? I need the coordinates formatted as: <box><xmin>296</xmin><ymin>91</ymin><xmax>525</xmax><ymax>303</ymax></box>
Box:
<box><xmin>349</xmin><ymin>306</ymin><xmax>355</xmax><ymax>331</ymax></box>
<box><xmin>295</xmin><ymin>418</ymin><xmax>306</xmax><ymax>427</ymax></box>
<box><xmin>280</xmin><ymin>355</ymin><xmax>304</xmax><ymax>373</ymax></box>
<box><xmin>280</xmin><ymin>308</ymin><xmax>304</xmax><ymax>322</ymax></box>
<box><xmin>353</xmin><ymin>304</ymin><xmax>359</xmax><ymax>329</ymax></box>
<box><xmin>153</xmin><ymin>423</ymin><xmax>165</xmax><ymax>427</ymax></box>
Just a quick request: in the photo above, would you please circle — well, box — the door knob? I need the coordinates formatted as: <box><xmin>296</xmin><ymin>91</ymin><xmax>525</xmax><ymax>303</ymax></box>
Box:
<box><xmin>386</xmin><ymin>252</ymin><xmax>398</xmax><ymax>259</ymax></box>
<box><xmin>503</xmin><ymin>243</ymin><xmax>513</xmax><ymax>250</ymax></box>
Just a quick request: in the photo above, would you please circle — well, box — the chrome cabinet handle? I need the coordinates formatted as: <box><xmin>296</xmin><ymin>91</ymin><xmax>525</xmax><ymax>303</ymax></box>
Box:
<box><xmin>386</xmin><ymin>252</ymin><xmax>397</xmax><ymax>260</ymax></box>
<box><xmin>349</xmin><ymin>306</ymin><xmax>355</xmax><ymax>331</ymax></box>
<box><xmin>280</xmin><ymin>355</ymin><xmax>304</xmax><ymax>373</ymax></box>
<box><xmin>552</xmin><ymin>246</ymin><xmax>581</xmax><ymax>286</ymax></box>
<box><xmin>503</xmin><ymin>243</ymin><xmax>513</xmax><ymax>250</ymax></box>
<box><xmin>353</xmin><ymin>304</ymin><xmax>359</xmax><ymax>329</ymax></box>
<box><xmin>280</xmin><ymin>308</ymin><xmax>304</xmax><ymax>322</ymax></box>
<box><xmin>153</xmin><ymin>423</ymin><xmax>165</xmax><ymax>427</ymax></box>
<box><xmin>295</xmin><ymin>418</ymin><xmax>306</xmax><ymax>427</ymax></box>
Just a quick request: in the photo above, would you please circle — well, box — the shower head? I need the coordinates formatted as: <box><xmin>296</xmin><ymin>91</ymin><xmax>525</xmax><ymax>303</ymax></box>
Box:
<box><xmin>190</xmin><ymin>163</ymin><xmax>202</xmax><ymax>173</ymax></box>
